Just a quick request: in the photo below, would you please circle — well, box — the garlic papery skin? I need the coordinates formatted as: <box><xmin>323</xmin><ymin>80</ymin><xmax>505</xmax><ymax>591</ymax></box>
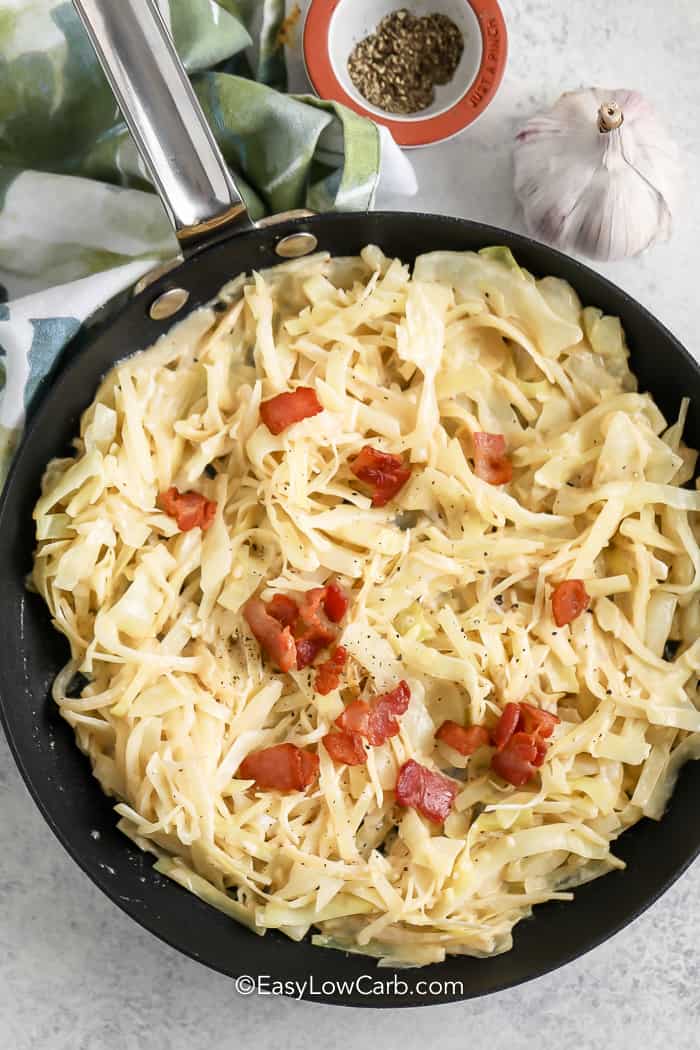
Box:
<box><xmin>513</xmin><ymin>89</ymin><xmax>684</xmax><ymax>262</ymax></box>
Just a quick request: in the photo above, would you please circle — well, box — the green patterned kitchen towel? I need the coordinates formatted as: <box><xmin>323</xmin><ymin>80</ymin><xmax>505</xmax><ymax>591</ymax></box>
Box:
<box><xmin>0</xmin><ymin>0</ymin><xmax>416</xmax><ymax>482</ymax></box>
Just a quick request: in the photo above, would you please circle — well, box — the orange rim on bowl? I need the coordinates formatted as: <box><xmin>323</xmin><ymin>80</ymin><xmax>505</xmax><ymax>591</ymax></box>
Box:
<box><xmin>303</xmin><ymin>0</ymin><xmax>508</xmax><ymax>148</ymax></box>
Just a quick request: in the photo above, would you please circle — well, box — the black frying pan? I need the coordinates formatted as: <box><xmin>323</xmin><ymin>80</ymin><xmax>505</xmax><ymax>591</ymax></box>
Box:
<box><xmin>0</xmin><ymin>0</ymin><xmax>698</xmax><ymax>1008</ymax></box>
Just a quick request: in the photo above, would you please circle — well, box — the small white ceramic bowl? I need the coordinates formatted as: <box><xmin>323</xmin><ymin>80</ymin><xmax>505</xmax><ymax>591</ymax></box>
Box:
<box><xmin>303</xmin><ymin>0</ymin><xmax>508</xmax><ymax>148</ymax></box>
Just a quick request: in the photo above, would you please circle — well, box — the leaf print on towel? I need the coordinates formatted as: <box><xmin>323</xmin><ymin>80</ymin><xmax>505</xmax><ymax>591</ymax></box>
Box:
<box><xmin>0</xmin><ymin>2</ymin><xmax>251</xmax><ymax>175</ymax></box>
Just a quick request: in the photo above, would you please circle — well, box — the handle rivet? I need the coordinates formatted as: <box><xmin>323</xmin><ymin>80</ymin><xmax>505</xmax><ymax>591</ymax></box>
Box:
<box><xmin>275</xmin><ymin>232</ymin><xmax>318</xmax><ymax>259</ymax></box>
<box><xmin>149</xmin><ymin>287</ymin><xmax>190</xmax><ymax>320</ymax></box>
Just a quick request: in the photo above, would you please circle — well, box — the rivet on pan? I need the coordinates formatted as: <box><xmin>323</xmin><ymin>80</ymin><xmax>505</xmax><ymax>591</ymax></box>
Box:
<box><xmin>149</xmin><ymin>287</ymin><xmax>190</xmax><ymax>321</ymax></box>
<box><xmin>132</xmin><ymin>256</ymin><xmax>182</xmax><ymax>296</ymax></box>
<box><xmin>275</xmin><ymin>232</ymin><xmax>318</xmax><ymax>259</ymax></box>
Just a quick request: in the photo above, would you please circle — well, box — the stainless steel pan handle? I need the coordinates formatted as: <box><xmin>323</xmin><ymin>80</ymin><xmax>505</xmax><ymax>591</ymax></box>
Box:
<box><xmin>73</xmin><ymin>0</ymin><xmax>255</xmax><ymax>255</ymax></box>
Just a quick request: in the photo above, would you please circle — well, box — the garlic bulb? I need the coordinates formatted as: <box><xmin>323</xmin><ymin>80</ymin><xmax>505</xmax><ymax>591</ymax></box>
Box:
<box><xmin>513</xmin><ymin>89</ymin><xmax>683</xmax><ymax>261</ymax></box>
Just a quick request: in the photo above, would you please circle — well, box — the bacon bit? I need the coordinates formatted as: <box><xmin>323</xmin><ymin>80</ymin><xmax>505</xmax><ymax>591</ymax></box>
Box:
<box><xmin>366</xmin><ymin>680</ymin><xmax>411</xmax><ymax>746</ymax></box>
<box><xmin>295</xmin><ymin>635</ymin><xmax>327</xmax><ymax>670</ymax></box>
<box><xmin>331</xmin><ymin>681</ymin><xmax>411</xmax><ymax>763</ymax></box>
<box><xmin>472</xmin><ymin>432</ymin><xmax>513</xmax><ymax>485</ymax></box>
<box><xmin>158</xmin><ymin>487</ymin><xmax>217</xmax><ymax>532</ymax></box>
<box><xmin>519</xmin><ymin>702</ymin><xmax>560</xmax><ymax>740</ymax></box>
<box><xmin>295</xmin><ymin>582</ymin><xmax>350</xmax><ymax>670</ymax></box>
<box><xmin>298</xmin><ymin>587</ymin><xmax>339</xmax><ymax>645</ymax></box>
<box><xmin>350</xmin><ymin>446</ymin><xmax>412</xmax><ymax>508</ymax></box>
<box><xmin>335</xmin><ymin>698</ymin><xmax>371</xmax><ymax>736</ymax></box>
<box><xmin>315</xmin><ymin>646</ymin><xmax>348</xmax><ymax>695</ymax></box>
<box><xmin>324</xmin><ymin>581</ymin><xmax>349</xmax><ymax>623</ymax></box>
<box><xmin>334</xmin><ymin>682</ymin><xmax>411</xmax><ymax>746</ymax></box>
<box><xmin>259</xmin><ymin>387</ymin><xmax>322</xmax><ymax>435</ymax></box>
<box><xmin>551</xmin><ymin>579</ymin><xmax>590</xmax><ymax>627</ymax></box>
<box><xmin>243</xmin><ymin>598</ymin><xmax>297</xmax><ymax>672</ymax></box>
<box><xmin>493</xmin><ymin>702</ymin><xmax>522</xmax><ymax>751</ymax></box>
<box><xmin>322</xmin><ymin>730</ymin><xmax>367</xmax><ymax>766</ymax></box>
<box><xmin>265</xmin><ymin>593</ymin><xmax>299</xmax><ymax>629</ymax></box>
<box><xmin>436</xmin><ymin>720</ymin><xmax>490</xmax><ymax>756</ymax></box>
<box><xmin>326</xmin><ymin>682</ymin><xmax>412</xmax><ymax>769</ymax></box>
<box><xmin>247</xmin><ymin>580</ymin><xmax>350</xmax><ymax>674</ymax></box>
<box><xmin>238</xmin><ymin>743</ymin><xmax>319</xmax><ymax>791</ymax></box>
<box><xmin>489</xmin><ymin>703</ymin><xmax>559</xmax><ymax>785</ymax></box>
<box><xmin>395</xmin><ymin>759</ymin><xmax>458</xmax><ymax>823</ymax></box>
<box><xmin>298</xmin><ymin>581</ymin><xmax>349</xmax><ymax>636</ymax></box>
<box><xmin>491</xmin><ymin>732</ymin><xmax>540</xmax><ymax>787</ymax></box>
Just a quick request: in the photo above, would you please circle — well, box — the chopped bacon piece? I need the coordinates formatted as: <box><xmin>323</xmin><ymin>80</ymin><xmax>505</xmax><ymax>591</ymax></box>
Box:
<box><xmin>335</xmin><ymin>699</ymin><xmax>371</xmax><ymax>736</ymax></box>
<box><xmin>491</xmin><ymin>732</ymin><xmax>540</xmax><ymax>787</ymax></box>
<box><xmin>247</xmin><ymin>579</ymin><xmax>350</xmax><ymax>674</ymax></box>
<box><xmin>335</xmin><ymin>681</ymin><xmax>411</xmax><ymax>747</ymax></box>
<box><xmin>243</xmin><ymin>598</ymin><xmax>297</xmax><ymax>672</ymax></box>
<box><xmin>472</xmin><ymin>432</ymin><xmax>513</xmax><ymax>485</ymax></box>
<box><xmin>298</xmin><ymin>587</ymin><xmax>338</xmax><ymax>645</ymax></box>
<box><xmin>238</xmin><ymin>743</ymin><xmax>319</xmax><ymax>791</ymax></box>
<box><xmin>265</xmin><ymin>593</ymin><xmax>299</xmax><ymax>629</ymax></box>
<box><xmin>299</xmin><ymin>581</ymin><xmax>349</xmax><ymax>629</ymax></box>
<box><xmin>395</xmin><ymin>759</ymin><xmax>458</xmax><ymax>823</ymax></box>
<box><xmin>493</xmin><ymin>702</ymin><xmax>522</xmax><ymax>751</ymax></box>
<box><xmin>294</xmin><ymin>581</ymin><xmax>351</xmax><ymax>671</ymax></box>
<box><xmin>350</xmin><ymin>446</ymin><xmax>412</xmax><ymax>508</ymax></box>
<box><xmin>315</xmin><ymin>646</ymin><xmax>348</xmax><ymax>695</ymax></box>
<box><xmin>158</xmin><ymin>487</ymin><xmax>217</xmax><ymax>532</ymax></box>
<box><xmin>519</xmin><ymin>702</ymin><xmax>560</xmax><ymax>740</ymax></box>
<box><xmin>551</xmin><ymin>579</ymin><xmax>590</xmax><ymax>627</ymax></box>
<box><xmin>259</xmin><ymin>387</ymin><xmax>322</xmax><ymax>435</ymax></box>
<box><xmin>322</xmin><ymin>730</ymin><xmax>367</xmax><ymax>766</ymax></box>
<box><xmin>295</xmin><ymin>635</ymin><xmax>326</xmax><ymax>670</ymax></box>
<box><xmin>366</xmin><ymin>680</ymin><xmax>411</xmax><ymax>746</ymax></box>
<box><xmin>489</xmin><ymin>703</ymin><xmax>558</xmax><ymax>785</ymax></box>
<box><xmin>436</xmin><ymin>720</ymin><xmax>490</xmax><ymax>756</ymax></box>
<box><xmin>323</xmin><ymin>581</ymin><xmax>349</xmax><ymax>623</ymax></box>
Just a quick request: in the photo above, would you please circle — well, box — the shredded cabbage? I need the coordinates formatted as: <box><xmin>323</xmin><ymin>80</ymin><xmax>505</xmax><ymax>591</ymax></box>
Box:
<box><xmin>32</xmin><ymin>246</ymin><xmax>700</xmax><ymax>968</ymax></box>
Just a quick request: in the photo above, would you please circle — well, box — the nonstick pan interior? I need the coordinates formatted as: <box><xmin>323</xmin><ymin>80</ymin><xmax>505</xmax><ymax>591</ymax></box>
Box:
<box><xmin>1</xmin><ymin>212</ymin><xmax>699</xmax><ymax>1006</ymax></box>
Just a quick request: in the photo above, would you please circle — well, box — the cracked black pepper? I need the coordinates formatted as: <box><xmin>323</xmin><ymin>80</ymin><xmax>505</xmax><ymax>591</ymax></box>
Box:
<box><xmin>347</xmin><ymin>8</ymin><xmax>464</xmax><ymax>115</ymax></box>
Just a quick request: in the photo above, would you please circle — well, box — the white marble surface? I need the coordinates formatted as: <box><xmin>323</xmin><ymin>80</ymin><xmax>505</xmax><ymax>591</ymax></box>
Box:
<box><xmin>2</xmin><ymin>0</ymin><xmax>700</xmax><ymax>1045</ymax></box>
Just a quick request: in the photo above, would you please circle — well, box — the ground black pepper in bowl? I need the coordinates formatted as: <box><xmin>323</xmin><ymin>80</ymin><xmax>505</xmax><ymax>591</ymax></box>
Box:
<box><xmin>347</xmin><ymin>8</ymin><xmax>464</xmax><ymax>115</ymax></box>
